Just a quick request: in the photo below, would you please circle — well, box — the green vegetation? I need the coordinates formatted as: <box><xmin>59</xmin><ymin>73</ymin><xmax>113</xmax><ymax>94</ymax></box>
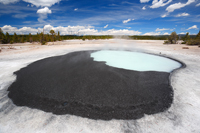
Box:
<box><xmin>163</xmin><ymin>31</ymin><xmax>200</xmax><ymax>46</ymax></box>
<box><xmin>182</xmin><ymin>32</ymin><xmax>190</xmax><ymax>44</ymax></box>
<box><xmin>0</xmin><ymin>28</ymin><xmax>113</xmax><ymax>45</ymax></box>
<box><xmin>163</xmin><ymin>31</ymin><xmax>178</xmax><ymax>44</ymax></box>
<box><xmin>186</xmin><ymin>31</ymin><xmax>200</xmax><ymax>45</ymax></box>
<box><xmin>61</xmin><ymin>35</ymin><xmax>113</xmax><ymax>40</ymax></box>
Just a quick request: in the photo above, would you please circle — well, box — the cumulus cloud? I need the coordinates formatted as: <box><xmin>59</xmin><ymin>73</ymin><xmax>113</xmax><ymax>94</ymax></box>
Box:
<box><xmin>123</xmin><ymin>19</ymin><xmax>134</xmax><ymax>24</ymax></box>
<box><xmin>196</xmin><ymin>3</ymin><xmax>200</xmax><ymax>6</ymax></box>
<box><xmin>0</xmin><ymin>0</ymin><xmax>19</xmax><ymax>4</ymax></box>
<box><xmin>140</xmin><ymin>0</ymin><xmax>151</xmax><ymax>3</ymax></box>
<box><xmin>163</xmin><ymin>32</ymin><xmax>169</xmax><ymax>35</ymax></box>
<box><xmin>187</xmin><ymin>25</ymin><xmax>198</xmax><ymax>30</ymax></box>
<box><xmin>23</xmin><ymin>0</ymin><xmax>61</xmax><ymax>7</ymax></box>
<box><xmin>39</xmin><ymin>25</ymin><xmax>141</xmax><ymax>35</ymax></box>
<box><xmin>176</xmin><ymin>13</ymin><xmax>190</xmax><ymax>17</ymax></box>
<box><xmin>156</xmin><ymin>28</ymin><xmax>169</xmax><ymax>31</ymax></box>
<box><xmin>150</xmin><ymin>0</ymin><xmax>172</xmax><ymax>9</ymax></box>
<box><xmin>37</xmin><ymin>7</ymin><xmax>52</xmax><ymax>23</ymax></box>
<box><xmin>166</xmin><ymin>0</ymin><xmax>195</xmax><ymax>13</ymax></box>
<box><xmin>0</xmin><ymin>0</ymin><xmax>61</xmax><ymax>6</ymax></box>
<box><xmin>1</xmin><ymin>25</ymin><xmax>38</xmax><ymax>34</ymax></box>
<box><xmin>37</xmin><ymin>7</ymin><xmax>52</xmax><ymax>14</ymax></box>
<box><xmin>74</xmin><ymin>8</ymin><xmax>78</xmax><ymax>11</ymax></box>
<box><xmin>143</xmin><ymin>32</ymin><xmax>161</xmax><ymax>35</ymax></box>
<box><xmin>104</xmin><ymin>24</ymin><xmax>108</xmax><ymax>28</ymax></box>
<box><xmin>1</xmin><ymin>25</ymin><xmax>142</xmax><ymax>35</ymax></box>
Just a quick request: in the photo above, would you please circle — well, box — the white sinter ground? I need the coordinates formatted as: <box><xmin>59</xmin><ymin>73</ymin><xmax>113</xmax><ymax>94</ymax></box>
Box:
<box><xmin>91</xmin><ymin>50</ymin><xmax>182</xmax><ymax>72</ymax></box>
<box><xmin>0</xmin><ymin>39</ymin><xmax>200</xmax><ymax>133</ymax></box>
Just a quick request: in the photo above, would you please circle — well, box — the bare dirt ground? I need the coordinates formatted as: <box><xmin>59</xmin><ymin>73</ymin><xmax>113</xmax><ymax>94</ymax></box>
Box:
<box><xmin>0</xmin><ymin>39</ymin><xmax>199</xmax><ymax>56</ymax></box>
<box><xmin>0</xmin><ymin>39</ymin><xmax>200</xmax><ymax>133</ymax></box>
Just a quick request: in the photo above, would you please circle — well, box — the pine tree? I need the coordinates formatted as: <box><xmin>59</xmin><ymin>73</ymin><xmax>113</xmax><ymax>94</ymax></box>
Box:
<box><xmin>0</xmin><ymin>28</ymin><xmax>3</xmax><ymax>44</ymax></box>
<box><xmin>21</xmin><ymin>35</ymin><xmax>25</xmax><ymax>43</ymax></box>
<box><xmin>13</xmin><ymin>32</ymin><xmax>18</xmax><ymax>43</ymax></box>
<box><xmin>57</xmin><ymin>31</ymin><xmax>61</xmax><ymax>41</ymax></box>
<box><xmin>196</xmin><ymin>30</ymin><xmax>200</xmax><ymax>39</ymax></box>
<box><xmin>36</xmin><ymin>33</ymin><xmax>40</xmax><ymax>42</ymax></box>
<box><xmin>182</xmin><ymin>32</ymin><xmax>190</xmax><ymax>43</ymax></box>
<box><xmin>5</xmin><ymin>32</ymin><xmax>10</xmax><ymax>44</ymax></box>
<box><xmin>50</xmin><ymin>30</ymin><xmax>55</xmax><ymax>44</ymax></box>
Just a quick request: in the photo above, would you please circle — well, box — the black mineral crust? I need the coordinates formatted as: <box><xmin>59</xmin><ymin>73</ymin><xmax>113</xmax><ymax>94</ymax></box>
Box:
<box><xmin>8</xmin><ymin>51</ymin><xmax>173</xmax><ymax>120</ymax></box>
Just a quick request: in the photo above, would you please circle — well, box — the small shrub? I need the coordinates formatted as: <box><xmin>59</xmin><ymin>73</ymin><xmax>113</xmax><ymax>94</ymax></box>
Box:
<box><xmin>181</xmin><ymin>41</ymin><xmax>186</xmax><ymax>44</ymax></box>
<box><xmin>41</xmin><ymin>41</ymin><xmax>47</xmax><ymax>45</ymax></box>
<box><xmin>163</xmin><ymin>40</ymin><xmax>169</xmax><ymax>44</ymax></box>
<box><xmin>187</xmin><ymin>39</ymin><xmax>200</xmax><ymax>45</ymax></box>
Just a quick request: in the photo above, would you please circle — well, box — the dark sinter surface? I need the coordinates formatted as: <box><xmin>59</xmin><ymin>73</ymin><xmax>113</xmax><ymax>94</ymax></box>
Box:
<box><xmin>8</xmin><ymin>51</ymin><xmax>173</xmax><ymax>120</ymax></box>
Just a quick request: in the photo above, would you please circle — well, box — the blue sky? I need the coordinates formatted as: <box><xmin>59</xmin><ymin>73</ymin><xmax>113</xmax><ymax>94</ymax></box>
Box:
<box><xmin>0</xmin><ymin>0</ymin><xmax>199</xmax><ymax>35</ymax></box>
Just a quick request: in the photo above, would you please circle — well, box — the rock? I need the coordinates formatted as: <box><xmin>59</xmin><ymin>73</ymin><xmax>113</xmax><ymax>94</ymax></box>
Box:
<box><xmin>182</xmin><ymin>47</ymin><xmax>189</xmax><ymax>49</ymax></box>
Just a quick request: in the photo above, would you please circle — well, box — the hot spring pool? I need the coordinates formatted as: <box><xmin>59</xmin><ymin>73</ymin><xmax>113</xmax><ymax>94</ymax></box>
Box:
<box><xmin>91</xmin><ymin>50</ymin><xmax>182</xmax><ymax>72</ymax></box>
<box><xmin>7</xmin><ymin>50</ymin><xmax>183</xmax><ymax>120</ymax></box>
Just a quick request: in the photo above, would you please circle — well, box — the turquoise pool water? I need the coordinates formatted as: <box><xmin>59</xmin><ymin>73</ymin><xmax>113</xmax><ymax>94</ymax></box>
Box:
<box><xmin>91</xmin><ymin>50</ymin><xmax>182</xmax><ymax>72</ymax></box>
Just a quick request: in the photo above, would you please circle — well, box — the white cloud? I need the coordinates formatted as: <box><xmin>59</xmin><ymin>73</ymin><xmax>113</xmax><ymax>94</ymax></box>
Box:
<box><xmin>196</xmin><ymin>3</ymin><xmax>200</xmax><ymax>6</ymax></box>
<box><xmin>23</xmin><ymin>0</ymin><xmax>61</xmax><ymax>7</ymax></box>
<box><xmin>18</xmin><ymin>27</ymin><xmax>38</xmax><ymax>34</ymax></box>
<box><xmin>123</xmin><ymin>19</ymin><xmax>134</xmax><ymax>24</ymax></box>
<box><xmin>166</xmin><ymin>0</ymin><xmax>195</xmax><ymax>13</ymax></box>
<box><xmin>140</xmin><ymin>0</ymin><xmax>151</xmax><ymax>3</ymax></box>
<box><xmin>187</xmin><ymin>25</ymin><xmax>198</xmax><ymax>30</ymax></box>
<box><xmin>144</xmin><ymin>32</ymin><xmax>161</xmax><ymax>35</ymax></box>
<box><xmin>74</xmin><ymin>8</ymin><xmax>78</xmax><ymax>11</ymax></box>
<box><xmin>1</xmin><ymin>25</ymin><xmax>18</xmax><ymax>32</ymax></box>
<box><xmin>163</xmin><ymin>32</ymin><xmax>169</xmax><ymax>35</ymax></box>
<box><xmin>104</xmin><ymin>24</ymin><xmax>108</xmax><ymax>28</ymax></box>
<box><xmin>150</xmin><ymin>0</ymin><xmax>172</xmax><ymax>9</ymax></box>
<box><xmin>176</xmin><ymin>13</ymin><xmax>190</xmax><ymax>17</ymax></box>
<box><xmin>1</xmin><ymin>25</ymin><xmax>38</xmax><ymax>34</ymax></box>
<box><xmin>41</xmin><ymin>25</ymin><xmax>141</xmax><ymax>35</ymax></box>
<box><xmin>156</xmin><ymin>28</ymin><xmax>169</xmax><ymax>31</ymax></box>
<box><xmin>123</xmin><ymin>19</ymin><xmax>131</xmax><ymax>23</ymax></box>
<box><xmin>37</xmin><ymin>7</ymin><xmax>52</xmax><ymax>23</ymax></box>
<box><xmin>99</xmin><ymin>29</ymin><xmax>141</xmax><ymax>35</ymax></box>
<box><xmin>179</xmin><ymin>32</ymin><xmax>186</xmax><ymax>34</ymax></box>
<box><xmin>161</xmin><ymin>13</ymin><xmax>169</xmax><ymax>18</ymax></box>
<box><xmin>0</xmin><ymin>0</ymin><xmax>61</xmax><ymax>6</ymax></box>
<box><xmin>142</xmin><ymin>6</ymin><xmax>146</xmax><ymax>10</ymax></box>
<box><xmin>1</xmin><ymin>25</ymin><xmax>142</xmax><ymax>35</ymax></box>
<box><xmin>37</xmin><ymin>7</ymin><xmax>52</xmax><ymax>14</ymax></box>
<box><xmin>0</xmin><ymin>0</ymin><xmax>19</xmax><ymax>4</ymax></box>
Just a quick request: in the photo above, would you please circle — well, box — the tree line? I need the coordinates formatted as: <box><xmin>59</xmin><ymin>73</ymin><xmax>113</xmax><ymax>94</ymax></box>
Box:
<box><xmin>1</xmin><ymin>27</ymin><xmax>199</xmax><ymax>45</ymax></box>
<box><xmin>0</xmin><ymin>28</ymin><xmax>61</xmax><ymax>45</ymax></box>
<box><xmin>0</xmin><ymin>28</ymin><xmax>113</xmax><ymax>45</ymax></box>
